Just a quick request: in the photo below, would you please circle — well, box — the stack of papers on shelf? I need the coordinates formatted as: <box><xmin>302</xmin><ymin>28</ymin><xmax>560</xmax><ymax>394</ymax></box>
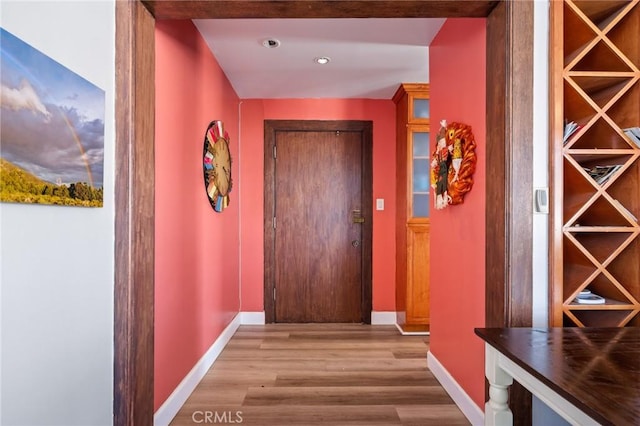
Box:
<box><xmin>575</xmin><ymin>290</ymin><xmax>605</xmax><ymax>304</ymax></box>
<box><xmin>623</xmin><ymin>127</ymin><xmax>640</xmax><ymax>148</ymax></box>
<box><xmin>583</xmin><ymin>164</ymin><xmax>623</xmax><ymax>185</ymax></box>
<box><xmin>563</xmin><ymin>120</ymin><xmax>581</xmax><ymax>145</ymax></box>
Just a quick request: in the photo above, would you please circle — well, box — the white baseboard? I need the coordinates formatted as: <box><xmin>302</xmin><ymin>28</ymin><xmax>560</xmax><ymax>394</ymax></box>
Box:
<box><xmin>240</xmin><ymin>311</ymin><xmax>265</xmax><ymax>324</ymax></box>
<box><xmin>395</xmin><ymin>323</ymin><xmax>430</xmax><ymax>336</ymax></box>
<box><xmin>154</xmin><ymin>314</ymin><xmax>241</xmax><ymax>426</ymax></box>
<box><xmin>242</xmin><ymin>311</ymin><xmax>391</xmax><ymax>325</ymax></box>
<box><xmin>371</xmin><ymin>311</ymin><xmax>397</xmax><ymax>325</ymax></box>
<box><xmin>427</xmin><ymin>351</ymin><xmax>484</xmax><ymax>426</ymax></box>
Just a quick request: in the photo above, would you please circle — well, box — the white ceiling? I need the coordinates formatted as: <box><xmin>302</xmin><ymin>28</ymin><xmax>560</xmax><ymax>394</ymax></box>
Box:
<box><xmin>193</xmin><ymin>18</ymin><xmax>445</xmax><ymax>99</ymax></box>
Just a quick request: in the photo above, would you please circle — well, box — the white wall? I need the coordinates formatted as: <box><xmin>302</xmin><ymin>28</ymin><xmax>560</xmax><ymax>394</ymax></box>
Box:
<box><xmin>532</xmin><ymin>2</ymin><xmax>570</xmax><ymax>424</ymax></box>
<box><xmin>532</xmin><ymin>0</ymin><xmax>550</xmax><ymax>328</ymax></box>
<box><xmin>0</xmin><ymin>1</ymin><xmax>115</xmax><ymax>425</ymax></box>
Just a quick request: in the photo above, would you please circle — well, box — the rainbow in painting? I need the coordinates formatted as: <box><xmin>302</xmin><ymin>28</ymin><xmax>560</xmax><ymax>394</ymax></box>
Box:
<box><xmin>1</xmin><ymin>27</ymin><xmax>105</xmax><ymax>207</ymax></box>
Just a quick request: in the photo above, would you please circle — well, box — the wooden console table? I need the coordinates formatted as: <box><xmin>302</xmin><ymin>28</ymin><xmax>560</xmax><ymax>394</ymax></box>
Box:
<box><xmin>475</xmin><ymin>327</ymin><xmax>640</xmax><ymax>426</ymax></box>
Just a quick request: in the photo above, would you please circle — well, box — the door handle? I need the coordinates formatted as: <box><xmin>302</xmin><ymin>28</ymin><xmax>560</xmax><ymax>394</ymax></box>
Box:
<box><xmin>352</xmin><ymin>209</ymin><xmax>365</xmax><ymax>224</ymax></box>
<box><xmin>352</xmin><ymin>240</ymin><xmax>361</xmax><ymax>248</ymax></box>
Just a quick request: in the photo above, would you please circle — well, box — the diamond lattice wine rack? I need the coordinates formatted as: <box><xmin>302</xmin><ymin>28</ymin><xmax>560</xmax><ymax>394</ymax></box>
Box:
<box><xmin>551</xmin><ymin>0</ymin><xmax>640</xmax><ymax>327</ymax></box>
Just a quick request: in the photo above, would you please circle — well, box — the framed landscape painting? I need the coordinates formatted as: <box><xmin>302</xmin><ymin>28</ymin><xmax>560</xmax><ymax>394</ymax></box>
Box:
<box><xmin>0</xmin><ymin>27</ymin><xmax>105</xmax><ymax>207</ymax></box>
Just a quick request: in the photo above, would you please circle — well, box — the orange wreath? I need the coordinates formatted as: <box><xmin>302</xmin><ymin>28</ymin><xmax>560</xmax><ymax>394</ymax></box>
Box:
<box><xmin>430</xmin><ymin>120</ymin><xmax>477</xmax><ymax>209</ymax></box>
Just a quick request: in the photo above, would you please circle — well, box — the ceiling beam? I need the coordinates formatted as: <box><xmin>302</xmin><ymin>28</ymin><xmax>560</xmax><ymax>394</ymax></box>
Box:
<box><xmin>142</xmin><ymin>0</ymin><xmax>499</xmax><ymax>19</ymax></box>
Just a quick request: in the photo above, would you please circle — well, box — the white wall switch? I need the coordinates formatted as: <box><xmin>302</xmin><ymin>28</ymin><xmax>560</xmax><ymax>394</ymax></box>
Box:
<box><xmin>534</xmin><ymin>188</ymin><xmax>549</xmax><ymax>214</ymax></box>
<box><xmin>376</xmin><ymin>198</ymin><xmax>384</xmax><ymax>211</ymax></box>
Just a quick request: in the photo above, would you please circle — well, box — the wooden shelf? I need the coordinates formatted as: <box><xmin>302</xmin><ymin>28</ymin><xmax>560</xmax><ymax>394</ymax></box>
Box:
<box><xmin>567</xmin><ymin>299</ymin><xmax>636</xmax><ymax>308</ymax></box>
<box><xmin>394</xmin><ymin>83</ymin><xmax>431</xmax><ymax>332</ymax></box>
<box><xmin>551</xmin><ymin>0</ymin><xmax>640</xmax><ymax>328</ymax></box>
<box><xmin>563</xmin><ymin>309</ymin><xmax>639</xmax><ymax>327</ymax></box>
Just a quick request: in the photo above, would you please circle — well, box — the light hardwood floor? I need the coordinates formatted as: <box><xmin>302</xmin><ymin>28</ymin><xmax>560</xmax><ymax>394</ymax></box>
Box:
<box><xmin>170</xmin><ymin>324</ymin><xmax>470</xmax><ymax>425</ymax></box>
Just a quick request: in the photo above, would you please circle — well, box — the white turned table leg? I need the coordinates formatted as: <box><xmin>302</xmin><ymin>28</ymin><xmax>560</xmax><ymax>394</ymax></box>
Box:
<box><xmin>485</xmin><ymin>344</ymin><xmax>513</xmax><ymax>426</ymax></box>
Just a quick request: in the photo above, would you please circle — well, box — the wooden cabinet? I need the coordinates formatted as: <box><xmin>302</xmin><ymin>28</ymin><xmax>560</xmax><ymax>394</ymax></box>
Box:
<box><xmin>550</xmin><ymin>0</ymin><xmax>640</xmax><ymax>327</ymax></box>
<box><xmin>394</xmin><ymin>83</ymin><xmax>431</xmax><ymax>333</ymax></box>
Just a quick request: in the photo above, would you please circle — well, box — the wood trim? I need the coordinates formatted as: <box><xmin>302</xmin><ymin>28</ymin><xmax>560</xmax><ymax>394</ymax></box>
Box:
<box><xmin>116</xmin><ymin>1</ymin><xmax>533</xmax><ymax>423</ymax></box>
<box><xmin>263</xmin><ymin>122</ymin><xmax>276</xmax><ymax>324</ymax></box>
<box><xmin>485</xmin><ymin>0</ymin><xmax>534</xmax><ymax>328</ymax></box>
<box><xmin>114</xmin><ymin>1</ymin><xmax>155</xmax><ymax>424</ymax></box>
<box><xmin>549</xmin><ymin>0</ymin><xmax>564</xmax><ymax>327</ymax></box>
<box><xmin>361</xmin><ymin>121</ymin><xmax>374</xmax><ymax>324</ymax></box>
<box><xmin>485</xmin><ymin>1</ymin><xmax>535</xmax><ymax>424</ymax></box>
<box><xmin>142</xmin><ymin>0</ymin><xmax>500</xmax><ymax>19</ymax></box>
<box><xmin>263</xmin><ymin>120</ymin><xmax>373</xmax><ymax>324</ymax></box>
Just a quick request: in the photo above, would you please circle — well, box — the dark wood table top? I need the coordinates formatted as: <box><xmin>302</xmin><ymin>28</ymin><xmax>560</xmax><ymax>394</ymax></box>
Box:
<box><xmin>475</xmin><ymin>327</ymin><xmax>640</xmax><ymax>426</ymax></box>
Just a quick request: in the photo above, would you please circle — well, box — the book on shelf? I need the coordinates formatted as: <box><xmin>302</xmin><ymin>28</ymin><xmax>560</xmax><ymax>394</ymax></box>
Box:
<box><xmin>582</xmin><ymin>164</ymin><xmax>623</xmax><ymax>185</ymax></box>
<box><xmin>612</xmin><ymin>199</ymin><xmax>638</xmax><ymax>222</ymax></box>
<box><xmin>576</xmin><ymin>294</ymin><xmax>605</xmax><ymax>304</ymax></box>
<box><xmin>574</xmin><ymin>290</ymin><xmax>605</xmax><ymax>305</ymax></box>
<box><xmin>623</xmin><ymin>127</ymin><xmax>640</xmax><ymax>148</ymax></box>
<box><xmin>563</xmin><ymin>120</ymin><xmax>581</xmax><ymax>145</ymax></box>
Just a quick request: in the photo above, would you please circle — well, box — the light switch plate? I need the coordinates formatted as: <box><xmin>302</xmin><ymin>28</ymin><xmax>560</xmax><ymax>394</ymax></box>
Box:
<box><xmin>376</xmin><ymin>198</ymin><xmax>384</xmax><ymax>211</ymax></box>
<box><xmin>534</xmin><ymin>188</ymin><xmax>549</xmax><ymax>214</ymax></box>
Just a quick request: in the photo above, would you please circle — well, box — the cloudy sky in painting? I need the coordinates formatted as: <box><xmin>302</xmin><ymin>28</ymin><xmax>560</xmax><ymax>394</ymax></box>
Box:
<box><xmin>1</xmin><ymin>27</ymin><xmax>105</xmax><ymax>187</ymax></box>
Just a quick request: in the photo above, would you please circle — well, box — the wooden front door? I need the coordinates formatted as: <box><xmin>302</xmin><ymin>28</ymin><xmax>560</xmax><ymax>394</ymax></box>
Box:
<box><xmin>265</xmin><ymin>120</ymin><xmax>373</xmax><ymax>323</ymax></box>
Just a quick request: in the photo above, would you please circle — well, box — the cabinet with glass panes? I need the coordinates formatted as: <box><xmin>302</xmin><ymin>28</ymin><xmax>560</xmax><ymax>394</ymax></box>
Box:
<box><xmin>550</xmin><ymin>0</ymin><xmax>639</xmax><ymax>327</ymax></box>
<box><xmin>393</xmin><ymin>83</ymin><xmax>431</xmax><ymax>333</ymax></box>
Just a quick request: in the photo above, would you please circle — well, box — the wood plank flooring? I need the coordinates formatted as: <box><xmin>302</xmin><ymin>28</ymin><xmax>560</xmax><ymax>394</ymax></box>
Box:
<box><xmin>170</xmin><ymin>324</ymin><xmax>470</xmax><ymax>425</ymax></box>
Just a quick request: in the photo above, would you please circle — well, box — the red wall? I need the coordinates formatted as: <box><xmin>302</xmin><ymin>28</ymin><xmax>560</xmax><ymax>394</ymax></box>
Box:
<box><xmin>154</xmin><ymin>18</ymin><xmax>485</xmax><ymax>413</ymax></box>
<box><xmin>153</xmin><ymin>24</ymin><xmax>397</xmax><ymax>409</ymax></box>
<box><xmin>429</xmin><ymin>18</ymin><xmax>487</xmax><ymax>408</ymax></box>
<box><xmin>154</xmin><ymin>20</ymin><xmax>241</xmax><ymax>410</ymax></box>
<box><xmin>239</xmin><ymin>99</ymin><xmax>397</xmax><ymax>312</ymax></box>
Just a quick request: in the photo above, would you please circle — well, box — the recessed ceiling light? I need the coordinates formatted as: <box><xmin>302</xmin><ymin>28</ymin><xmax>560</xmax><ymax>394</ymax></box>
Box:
<box><xmin>262</xmin><ymin>38</ymin><xmax>281</xmax><ymax>48</ymax></box>
<box><xmin>314</xmin><ymin>56</ymin><xmax>331</xmax><ymax>65</ymax></box>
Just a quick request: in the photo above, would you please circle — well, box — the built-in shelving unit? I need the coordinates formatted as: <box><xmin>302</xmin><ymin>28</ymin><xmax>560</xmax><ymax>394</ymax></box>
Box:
<box><xmin>551</xmin><ymin>0</ymin><xmax>640</xmax><ymax>327</ymax></box>
<box><xmin>394</xmin><ymin>83</ymin><xmax>431</xmax><ymax>333</ymax></box>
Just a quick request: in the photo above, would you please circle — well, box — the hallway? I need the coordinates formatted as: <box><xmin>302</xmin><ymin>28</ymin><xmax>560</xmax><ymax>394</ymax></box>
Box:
<box><xmin>170</xmin><ymin>324</ymin><xmax>469</xmax><ymax>425</ymax></box>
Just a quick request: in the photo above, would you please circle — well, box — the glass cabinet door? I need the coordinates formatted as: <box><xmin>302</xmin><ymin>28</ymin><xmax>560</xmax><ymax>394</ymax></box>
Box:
<box><xmin>412</xmin><ymin>98</ymin><xmax>430</xmax><ymax>121</ymax></box>
<box><xmin>411</xmin><ymin>130</ymin><xmax>430</xmax><ymax>218</ymax></box>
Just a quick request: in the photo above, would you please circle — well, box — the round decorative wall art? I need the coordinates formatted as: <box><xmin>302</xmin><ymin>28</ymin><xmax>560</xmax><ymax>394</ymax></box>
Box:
<box><xmin>430</xmin><ymin>120</ymin><xmax>477</xmax><ymax>210</ymax></box>
<box><xmin>203</xmin><ymin>120</ymin><xmax>232</xmax><ymax>212</ymax></box>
